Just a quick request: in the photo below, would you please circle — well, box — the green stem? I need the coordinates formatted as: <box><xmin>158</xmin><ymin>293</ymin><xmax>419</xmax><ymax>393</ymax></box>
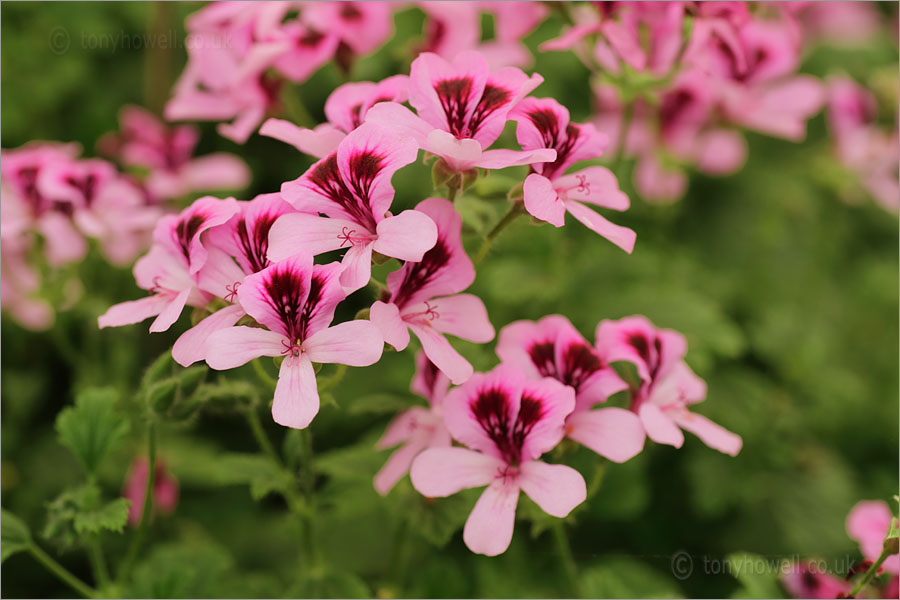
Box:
<box><xmin>88</xmin><ymin>538</ymin><xmax>110</xmax><ymax>590</ymax></box>
<box><xmin>252</xmin><ymin>359</ymin><xmax>277</xmax><ymax>391</ymax></box>
<box><xmin>118</xmin><ymin>422</ymin><xmax>157</xmax><ymax>583</ymax></box>
<box><xmin>282</xmin><ymin>85</ymin><xmax>317</xmax><ymax>128</ymax></box>
<box><xmin>143</xmin><ymin>1</ymin><xmax>174</xmax><ymax>115</ymax></box>
<box><xmin>473</xmin><ymin>203</ymin><xmax>526</xmax><ymax>265</ymax></box>
<box><xmin>245</xmin><ymin>404</ymin><xmax>283</xmax><ymax>467</ymax></box>
<box><xmin>849</xmin><ymin>547</ymin><xmax>891</xmax><ymax>597</ymax></box>
<box><xmin>28</xmin><ymin>544</ymin><xmax>98</xmax><ymax>599</ymax></box>
<box><xmin>551</xmin><ymin>521</ymin><xmax>580</xmax><ymax>598</ymax></box>
<box><xmin>317</xmin><ymin>364</ymin><xmax>348</xmax><ymax>393</ymax></box>
<box><xmin>586</xmin><ymin>457</ymin><xmax>608</xmax><ymax>500</ymax></box>
<box><xmin>295</xmin><ymin>429</ymin><xmax>321</xmax><ymax>569</ymax></box>
<box><xmin>390</xmin><ymin>516</ymin><xmax>413</xmax><ymax>594</ymax></box>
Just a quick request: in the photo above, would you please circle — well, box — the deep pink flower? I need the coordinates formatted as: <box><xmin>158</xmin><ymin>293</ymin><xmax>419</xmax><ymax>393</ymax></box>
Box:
<box><xmin>782</xmin><ymin>561</ymin><xmax>850</xmax><ymax>599</ymax></box>
<box><xmin>370</xmin><ymin>197</ymin><xmax>494</xmax><ymax>384</ymax></box>
<box><xmin>410</xmin><ymin>364</ymin><xmax>585</xmax><ymax>556</ymax></box>
<box><xmin>173</xmin><ymin>193</ymin><xmax>295</xmax><ymax>366</ymax></box>
<box><xmin>260</xmin><ymin>75</ymin><xmax>409</xmax><ymax>158</ymax></box>
<box><xmin>99</xmin><ymin>105</ymin><xmax>250</xmax><ymax>200</ymax></box>
<box><xmin>0</xmin><ymin>237</ymin><xmax>54</xmax><ymax>331</ymax></box>
<box><xmin>205</xmin><ymin>255</ymin><xmax>384</xmax><ymax>429</ymax></box>
<box><xmin>123</xmin><ymin>457</ymin><xmax>179</xmax><ymax>526</ymax></box>
<box><xmin>366</xmin><ymin>51</ymin><xmax>555</xmax><ymax>173</ymax></box>
<box><xmin>271</xmin><ymin>123</ymin><xmax>437</xmax><ymax>292</ymax></box>
<box><xmin>303</xmin><ymin>1</ymin><xmax>393</xmax><ymax>57</ymax></box>
<box><xmin>497</xmin><ymin>315</ymin><xmax>644</xmax><ymax>463</ymax></box>
<box><xmin>374</xmin><ymin>352</ymin><xmax>452</xmax><ymax>495</ymax></box>
<box><xmin>595</xmin><ymin>316</ymin><xmax>742</xmax><ymax>456</ymax></box>
<box><xmin>511</xmin><ymin>97</ymin><xmax>635</xmax><ymax>252</ymax></box>
<box><xmin>847</xmin><ymin>500</ymin><xmax>899</xmax><ymax>575</ymax></box>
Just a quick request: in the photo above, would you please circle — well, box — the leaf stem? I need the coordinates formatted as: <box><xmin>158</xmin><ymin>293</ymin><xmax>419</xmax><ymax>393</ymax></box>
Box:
<box><xmin>244</xmin><ymin>404</ymin><xmax>283</xmax><ymax>467</ymax></box>
<box><xmin>118</xmin><ymin>421</ymin><xmax>156</xmax><ymax>583</ymax></box>
<box><xmin>849</xmin><ymin>547</ymin><xmax>891</xmax><ymax>597</ymax></box>
<box><xmin>551</xmin><ymin>521</ymin><xmax>581</xmax><ymax>598</ymax></box>
<box><xmin>474</xmin><ymin>203</ymin><xmax>526</xmax><ymax>265</ymax></box>
<box><xmin>87</xmin><ymin>538</ymin><xmax>111</xmax><ymax>590</ymax></box>
<box><xmin>28</xmin><ymin>544</ymin><xmax>98</xmax><ymax>599</ymax></box>
<box><xmin>252</xmin><ymin>359</ymin><xmax>277</xmax><ymax>391</ymax></box>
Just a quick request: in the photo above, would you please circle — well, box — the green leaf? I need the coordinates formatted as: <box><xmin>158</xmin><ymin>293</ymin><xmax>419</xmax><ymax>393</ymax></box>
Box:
<box><xmin>726</xmin><ymin>552</ymin><xmax>784</xmax><ymax>599</ymax></box>
<box><xmin>289</xmin><ymin>570</ymin><xmax>371</xmax><ymax>599</ymax></box>
<box><xmin>127</xmin><ymin>541</ymin><xmax>233</xmax><ymax>598</ymax></box>
<box><xmin>215</xmin><ymin>454</ymin><xmax>294</xmax><ymax>501</ymax></box>
<box><xmin>581</xmin><ymin>556</ymin><xmax>684</xmax><ymax>599</ymax></box>
<box><xmin>43</xmin><ymin>484</ymin><xmax>130</xmax><ymax>547</ymax></box>
<box><xmin>141</xmin><ymin>351</ymin><xmax>175</xmax><ymax>390</ymax></box>
<box><xmin>1</xmin><ymin>509</ymin><xmax>32</xmax><ymax>563</ymax></box>
<box><xmin>73</xmin><ymin>498</ymin><xmax>130</xmax><ymax>536</ymax></box>
<box><xmin>55</xmin><ymin>388</ymin><xmax>129</xmax><ymax>475</ymax></box>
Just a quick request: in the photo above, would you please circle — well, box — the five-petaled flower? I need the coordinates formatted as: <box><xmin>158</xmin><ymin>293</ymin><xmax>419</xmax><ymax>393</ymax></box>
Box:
<box><xmin>410</xmin><ymin>364</ymin><xmax>586</xmax><ymax>556</ymax></box>
<box><xmin>370</xmin><ymin>197</ymin><xmax>494</xmax><ymax>385</ymax></box>
<box><xmin>271</xmin><ymin>123</ymin><xmax>438</xmax><ymax>292</ymax></box>
<box><xmin>204</xmin><ymin>254</ymin><xmax>384</xmax><ymax>429</ymax></box>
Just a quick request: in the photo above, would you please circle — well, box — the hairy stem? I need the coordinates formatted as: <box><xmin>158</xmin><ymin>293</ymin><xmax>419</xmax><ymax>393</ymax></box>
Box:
<box><xmin>551</xmin><ymin>521</ymin><xmax>581</xmax><ymax>598</ymax></box>
<box><xmin>118</xmin><ymin>422</ymin><xmax>156</xmax><ymax>583</ymax></box>
<box><xmin>87</xmin><ymin>538</ymin><xmax>110</xmax><ymax>590</ymax></box>
<box><xmin>474</xmin><ymin>203</ymin><xmax>526</xmax><ymax>265</ymax></box>
<box><xmin>28</xmin><ymin>544</ymin><xmax>98</xmax><ymax>598</ymax></box>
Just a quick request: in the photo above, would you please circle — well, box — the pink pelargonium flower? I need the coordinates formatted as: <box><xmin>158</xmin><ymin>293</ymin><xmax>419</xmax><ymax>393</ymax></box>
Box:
<box><xmin>99</xmin><ymin>105</ymin><xmax>250</xmax><ymax>200</ymax></box>
<box><xmin>511</xmin><ymin>97</ymin><xmax>636</xmax><ymax>253</ymax></box>
<box><xmin>374</xmin><ymin>352</ymin><xmax>452</xmax><ymax>495</ymax></box>
<box><xmin>365</xmin><ymin>51</ymin><xmax>556</xmax><ymax>173</ymax></box>
<box><xmin>123</xmin><ymin>457</ymin><xmax>179</xmax><ymax>526</ymax></box>
<box><xmin>97</xmin><ymin>196</ymin><xmax>238</xmax><ymax>333</ymax></box>
<box><xmin>497</xmin><ymin>315</ymin><xmax>644</xmax><ymax>463</ymax></box>
<box><xmin>205</xmin><ymin>254</ymin><xmax>384</xmax><ymax>429</ymax></box>
<box><xmin>781</xmin><ymin>561</ymin><xmax>850</xmax><ymax>599</ymax></box>
<box><xmin>847</xmin><ymin>500</ymin><xmax>899</xmax><ymax>575</ymax></box>
<box><xmin>370</xmin><ymin>197</ymin><xmax>495</xmax><ymax>384</ymax></box>
<box><xmin>410</xmin><ymin>364</ymin><xmax>586</xmax><ymax>556</ymax></box>
<box><xmin>271</xmin><ymin>123</ymin><xmax>438</xmax><ymax>293</ymax></box>
<box><xmin>173</xmin><ymin>193</ymin><xmax>296</xmax><ymax>367</ymax></box>
<box><xmin>302</xmin><ymin>1</ymin><xmax>393</xmax><ymax>58</ymax></box>
<box><xmin>260</xmin><ymin>75</ymin><xmax>409</xmax><ymax>158</ymax></box>
<box><xmin>596</xmin><ymin>316</ymin><xmax>742</xmax><ymax>456</ymax></box>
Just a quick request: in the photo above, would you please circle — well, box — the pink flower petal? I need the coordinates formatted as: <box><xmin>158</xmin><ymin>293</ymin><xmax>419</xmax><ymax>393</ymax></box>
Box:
<box><xmin>267</xmin><ymin>213</ymin><xmax>361</xmax><ymax>262</ymax></box>
<box><xmin>98</xmin><ymin>295</ymin><xmax>168</xmax><ymax>329</ymax></box>
<box><xmin>205</xmin><ymin>326</ymin><xmax>285</xmax><ymax>370</ymax></box>
<box><xmin>363</xmin><ymin>102</ymin><xmax>433</xmax><ymax>147</ymax></box>
<box><xmin>409</xmin><ymin>323</ymin><xmax>474</xmax><ymax>385</ymax></box>
<box><xmin>518</xmin><ymin>460</ymin><xmax>586</xmax><ymax>518</ymax></box>
<box><xmin>638</xmin><ymin>402</ymin><xmax>684</xmax><ymax>448</ymax></box>
<box><xmin>474</xmin><ymin>148</ymin><xmax>556</xmax><ymax>170</ymax></box>
<box><xmin>463</xmin><ymin>476</ymin><xmax>519</xmax><ymax>556</ymax></box>
<box><xmin>563</xmin><ymin>199</ymin><xmax>636</xmax><ymax>253</ymax></box>
<box><xmin>557</xmin><ymin>166</ymin><xmax>629</xmax><ymax>210</ymax></box>
<box><xmin>303</xmin><ymin>320</ymin><xmax>384</xmax><ymax>366</ymax></box>
<box><xmin>259</xmin><ymin>119</ymin><xmax>345</xmax><ymax>158</ymax></box>
<box><xmin>566</xmin><ymin>407</ymin><xmax>646</xmax><ymax>463</ymax></box>
<box><xmin>149</xmin><ymin>288</ymin><xmax>191</xmax><ymax>333</ymax></box>
<box><xmin>172</xmin><ymin>304</ymin><xmax>245</xmax><ymax>367</ymax></box>
<box><xmin>180</xmin><ymin>153</ymin><xmax>251</xmax><ymax>192</ymax></box>
<box><xmin>410</xmin><ymin>447</ymin><xmax>503</xmax><ymax>497</ymax></box>
<box><xmin>339</xmin><ymin>241</ymin><xmax>375</xmax><ymax>293</ymax></box>
<box><xmin>374</xmin><ymin>437</ymin><xmax>430</xmax><ymax>496</ymax></box>
<box><xmin>517</xmin><ymin>377</ymin><xmax>575</xmax><ymax>462</ymax></box>
<box><xmin>377</xmin><ymin>407</ymin><xmax>432</xmax><ymax>450</ymax></box>
<box><xmin>671</xmin><ymin>411</ymin><xmax>742</xmax><ymax>456</ymax></box>
<box><xmin>272</xmin><ymin>354</ymin><xmax>319</xmax><ymax>429</ymax></box>
<box><xmin>426</xmin><ymin>293</ymin><xmax>495</xmax><ymax>343</ymax></box>
<box><xmin>373</xmin><ymin>210</ymin><xmax>438</xmax><ymax>262</ymax></box>
<box><xmin>237</xmin><ymin>254</ymin><xmax>313</xmax><ymax>334</ymax></box>
<box><xmin>369</xmin><ymin>300</ymin><xmax>411</xmax><ymax>351</ymax></box>
<box><xmin>523</xmin><ymin>173</ymin><xmax>565</xmax><ymax>227</ymax></box>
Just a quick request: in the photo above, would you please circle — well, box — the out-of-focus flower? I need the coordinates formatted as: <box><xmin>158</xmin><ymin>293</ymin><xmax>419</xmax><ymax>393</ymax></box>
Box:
<box><xmin>99</xmin><ymin>105</ymin><xmax>250</xmax><ymax>201</ymax></box>
<box><xmin>271</xmin><ymin>123</ymin><xmax>437</xmax><ymax>293</ymax></box>
<box><xmin>511</xmin><ymin>97</ymin><xmax>635</xmax><ymax>252</ymax></box>
<box><xmin>596</xmin><ymin>316</ymin><xmax>742</xmax><ymax>456</ymax></box>
<box><xmin>782</xmin><ymin>561</ymin><xmax>850</xmax><ymax>599</ymax></box>
<box><xmin>847</xmin><ymin>500</ymin><xmax>899</xmax><ymax>575</ymax></box>
<box><xmin>497</xmin><ymin>315</ymin><xmax>644</xmax><ymax>463</ymax></box>
<box><xmin>370</xmin><ymin>197</ymin><xmax>494</xmax><ymax>385</ymax></box>
<box><xmin>374</xmin><ymin>352</ymin><xmax>452</xmax><ymax>495</ymax></box>
<box><xmin>410</xmin><ymin>364</ymin><xmax>585</xmax><ymax>556</ymax></box>
<box><xmin>205</xmin><ymin>255</ymin><xmax>383</xmax><ymax>429</ymax></box>
<box><xmin>123</xmin><ymin>457</ymin><xmax>179</xmax><ymax>526</ymax></box>
<box><xmin>260</xmin><ymin>75</ymin><xmax>409</xmax><ymax>158</ymax></box>
<box><xmin>366</xmin><ymin>51</ymin><xmax>555</xmax><ymax>174</ymax></box>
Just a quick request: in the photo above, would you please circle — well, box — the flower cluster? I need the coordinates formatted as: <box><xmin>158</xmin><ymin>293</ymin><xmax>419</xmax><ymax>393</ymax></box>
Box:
<box><xmin>377</xmin><ymin>314</ymin><xmax>741</xmax><ymax>556</ymax></box>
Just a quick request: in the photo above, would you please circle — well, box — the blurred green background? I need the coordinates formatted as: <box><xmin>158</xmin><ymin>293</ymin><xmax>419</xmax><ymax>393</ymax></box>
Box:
<box><xmin>2</xmin><ymin>2</ymin><xmax>897</xmax><ymax>598</ymax></box>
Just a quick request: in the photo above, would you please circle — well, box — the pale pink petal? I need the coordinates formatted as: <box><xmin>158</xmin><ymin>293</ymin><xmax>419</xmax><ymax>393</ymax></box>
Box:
<box><xmin>180</xmin><ymin>153</ymin><xmax>251</xmax><ymax>192</ymax></box>
<box><xmin>638</xmin><ymin>402</ymin><xmax>684</xmax><ymax>448</ymax></box>
<box><xmin>495</xmin><ymin>315</ymin><xmax>574</xmax><ymax>380</ymax></box>
<box><xmin>671</xmin><ymin>411</ymin><xmax>742</xmax><ymax>456</ymax></box>
<box><xmin>463</xmin><ymin>477</ymin><xmax>519</xmax><ymax>556</ymax></box>
<box><xmin>692</xmin><ymin>129</ymin><xmax>747</xmax><ymax>176</ymax></box>
<box><xmin>563</xmin><ymin>199</ymin><xmax>636</xmax><ymax>253</ymax></box>
<box><xmin>424</xmin><ymin>129</ymin><xmax>483</xmax><ymax>170</ymax></box>
<box><xmin>474</xmin><ymin>148</ymin><xmax>556</xmax><ymax>170</ymax></box>
<box><xmin>363</xmin><ymin>102</ymin><xmax>433</xmax><ymax>146</ymax></box>
<box><xmin>172</xmin><ymin>304</ymin><xmax>245</xmax><ymax>367</ymax></box>
<box><xmin>426</xmin><ymin>293</ymin><xmax>495</xmax><ymax>343</ymax></box>
<box><xmin>259</xmin><ymin>119</ymin><xmax>345</xmax><ymax>158</ymax></box>
<box><xmin>523</xmin><ymin>173</ymin><xmax>565</xmax><ymax>226</ymax></box>
<box><xmin>267</xmin><ymin>213</ymin><xmax>362</xmax><ymax>262</ymax></box>
<box><xmin>409</xmin><ymin>323</ymin><xmax>473</xmax><ymax>385</ymax></box>
<box><xmin>557</xmin><ymin>166</ymin><xmax>629</xmax><ymax>210</ymax></box>
<box><xmin>374</xmin><ymin>438</ymin><xmax>429</xmax><ymax>496</ymax></box>
<box><xmin>410</xmin><ymin>447</ymin><xmax>503</xmax><ymax>497</ymax></box>
<box><xmin>633</xmin><ymin>155</ymin><xmax>687</xmax><ymax>204</ymax></box>
<box><xmin>303</xmin><ymin>320</ymin><xmax>384</xmax><ymax>366</ymax></box>
<box><xmin>409</xmin><ymin>51</ymin><xmax>488</xmax><ymax>134</ymax></box>
<box><xmin>373</xmin><ymin>210</ymin><xmax>438</xmax><ymax>262</ymax></box>
<box><xmin>369</xmin><ymin>300</ymin><xmax>411</xmax><ymax>351</ymax></box>
<box><xmin>97</xmin><ymin>295</ymin><xmax>168</xmax><ymax>329</ymax></box>
<box><xmin>205</xmin><ymin>326</ymin><xmax>285</xmax><ymax>370</ymax></box>
<box><xmin>566</xmin><ymin>407</ymin><xmax>646</xmax><ymax>463</ymax></box>
<box><xmin>339</xmin><ymin>242</ymin><xmax>374</xmax><ymax>293</ymax></box>
<box><xmin>39</xmin><ymin>214</ymin><xmax>88</xmax><ymax>266</ymax></box>
<box><xmin>847</xmin><ymin>501</ymin><xmax>898</xmax><ymax>571</ymax></box>
<box><xmin>272</xmin><ymin>354</ymin><xmax>319</xmax><ymax>429</ymax></box>
<box><xmin>149</xmin><ymin>288</ymin><xmax>191</xmax><ymax>333</ymax></box>
<box><xmin>377</xmin><ymin>407</ymin><xmax>432</xmax><ymax>450</ymax></box>
<box><xmin>518</xmin><ymin>460</ymin><xmax>586</xmax><ymax>518</ymax></box>
<box><xmin>517</xmin><ymin>377</ymin><xmax>575</xmax><ymax>462</ymax></box>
